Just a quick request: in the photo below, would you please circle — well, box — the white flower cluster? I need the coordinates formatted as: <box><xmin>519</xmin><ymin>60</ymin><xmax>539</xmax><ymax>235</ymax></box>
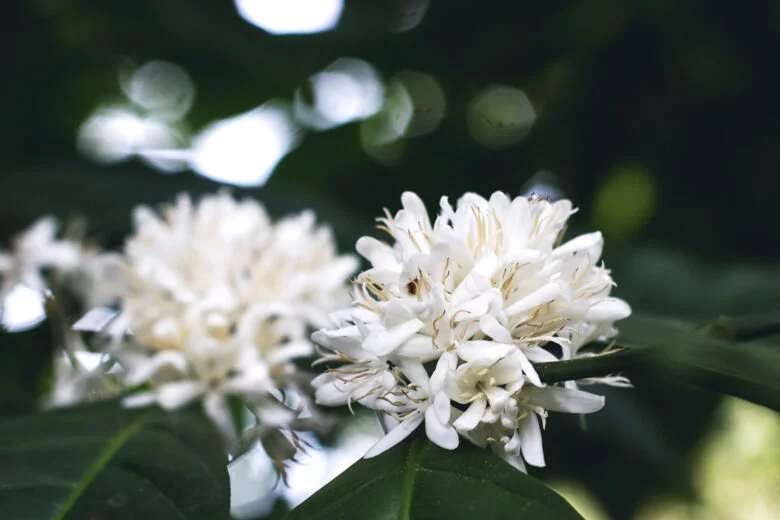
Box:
<box><xmin>0</xmin><ymin>217</ymin><xmax>82</xmax><ymax>299</ymax></box>
<box><xmin>106</xmin><ymin>192</ymin><xmax>358</xmax><ymax>446</ymax></box>
<box><xmin>312</xmin><ymin>191</ymin><xmax>631</xmax><ymax>471</ymax></box>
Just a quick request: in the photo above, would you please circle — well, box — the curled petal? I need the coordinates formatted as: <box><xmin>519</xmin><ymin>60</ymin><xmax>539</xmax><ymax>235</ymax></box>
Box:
<box><xmin>452</xmin><ymin>395</ymin><xmax>487</xmax><ymax>431</ymax></box>
<box><xmin>425</xmin><ymin>405</ymin><xmax>459</xmax><ymax>450</ymax></box>
<box><xmin>518</xmin><ymin>414</ymin><xmax>545</xmax><ymax>467</ymax></box>
<box><xmin>364</xmin><ymin>411</ymin><xmax>425</xmax><ymax>458</ymax></box>
<box><xmin>525</xmin><ymin>385</ymin><xmax>605</xmax><ymax>414</ymax></box>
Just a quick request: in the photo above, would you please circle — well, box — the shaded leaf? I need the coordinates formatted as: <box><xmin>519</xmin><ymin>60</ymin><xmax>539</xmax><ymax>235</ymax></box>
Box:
<box><xmin>284</xmin><ymin>435</ymin><xmax>582</xmax><ymax>520</ymax></box>
<box><xmin>0</xmin><ymin>401</ymin><xmax>230</xmax><ymax>519</ymax></box>
<box><xmin>619</xmin><ymin>315</ymin><xmax>780</xmax><ymax>412</ymax></box>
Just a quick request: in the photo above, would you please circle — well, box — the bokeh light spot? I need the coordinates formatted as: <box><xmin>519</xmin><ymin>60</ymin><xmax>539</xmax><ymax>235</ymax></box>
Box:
<box><xmin>389</xmin><ymin>0</ymin><xmax>430</xmax><ymax>33</ymax></box>
<box><xmin>468</xmin><ymin>86</ymin><xmax>536</xmax><ymax>149</ymax></box>
<box><xmin>395</xmin><ymin>70</ymin><xmax>446</xmax><ymax>137</ymax></box>
<box><xmin>592</xmin><ymin>162</ymin><xmax>658</xmax><ymax>238</ymax></box>
<box><xmin>293</xmin><ymin>58</ymin><xmax>384</xmax><ymax>130</ymax></box>
<box><xmin>188</xmin><ymin>102</ymin><xmax>302</xmax><ymax>187</ymax></box>
<box><xmin>77</xmin><ymin>106</ymin><xmax>183</xmax><ymax>165</ymax></box>
<box><xmin>1</xmin><ymin>284</ymin><xmax>46</xmax><ymax>333</ymax></box>
<box><xmin>120</xmin><ymin>60</ymin><xmax>195</xmax><ymax>121</ymax></box>
<box><xmin>235</xmin><ymin>0</ymin><xmax>343</xmax><ymax>35</ymax></box>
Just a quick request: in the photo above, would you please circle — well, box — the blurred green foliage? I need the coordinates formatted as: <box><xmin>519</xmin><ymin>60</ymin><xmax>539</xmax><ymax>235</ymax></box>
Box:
<box><xmin>3</xmin><ymin>1</ymin><xmax>779</xmax><ymax>519</ymax></box>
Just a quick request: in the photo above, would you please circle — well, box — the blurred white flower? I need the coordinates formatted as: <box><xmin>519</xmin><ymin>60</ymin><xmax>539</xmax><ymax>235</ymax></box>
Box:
<box><xmin>312</xmin><ymin>191</ymin><xmax>630</xmax><ymax>468</ymax></box>
<box><xmin>0</xmin><ymin>216</ymin><xmax>82</xmax><ymax>297</ymax></box>
<box><xmin>101</xmin><ymin>192</ymin><xmax>356</xmax><ymax>447</ymax></box>
<box><xmin>293</xmin><ymin>58</ymin><xmax>384</xmax><ymax>131</ymax></box>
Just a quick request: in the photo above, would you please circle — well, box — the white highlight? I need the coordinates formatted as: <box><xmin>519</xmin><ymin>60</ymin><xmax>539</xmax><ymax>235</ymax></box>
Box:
<box><xmin>235</xmin><ymin>0</ymin><xmax>343</xmax><ymax>35</ymax></box>
<box><xmin>294</xmin><ymin>58</ymin><xmax>384</xmax><ymax>130</ymax></box>
<box><xmin>143</xmin><ymin>103</ymin><xmax>303</xmax><ymax>187</ymax></box>
<box><xmin>77</xmin><ymin>107</ymin><xmax>182</xmax><ymax>165</ymax></box>
<box><xmin>1</xmin><ymin>284</ymin><xmax>45</xmax><ymax>332</ymax></box>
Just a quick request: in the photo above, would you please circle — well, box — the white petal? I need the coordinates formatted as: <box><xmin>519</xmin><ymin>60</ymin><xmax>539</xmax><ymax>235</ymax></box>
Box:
<box><xmin>203</xmin><ymin>393</ymin><xmax>237</xmax><ymax>448</ymax></box>
<box><xmin>452</xmin><ymin>395</ymin><xmax>487</xmax><ymax>431</ymax></box>
<box><xmin>450</xmin><ymin>254</ymin><xmax>498</xmax><ymax>307</ymax></box>
<box><xmin>504</xmin><ymin>282</ymin><xmax>561</xmax><ymax>317</ymax></box>
<box><xmin>429</xmin><ymin>351</ymin><xmax>456</xmax><ymax>394</ymax></box>
<box><xmin>315</xmin><ymin>380</ymin><xmax>351</xmax><ymax>406</ymax></box>
<box><xmin>433</xmin><ymin>392</ymin><xmax>451</xmax><ymax>424</ymax></box>
<box><xmin>364</xmin><ymin>319</ymin><xmax>425</xmax><ymax>356</ymax></box>
<box><xmin>356</xmin><ymin>236</ymin><xmax>400</xmax><ymax>269</ymax></box>
<box><xmin>525</xmin><ymin>385</ymin><xmax>605</xmax><ymax>414</ymax></box>
<box><xmin>364</xmin><ymin>411</ymin><xmax>424</xmax><ymax>458</ymax></box>
<box><xmin>498</xmin><ymin>451</ymin><xmax>527</xmax><ymax>473</ymax></box>
<box><xmin>265</xmin><ymin>340</ymin><xmax>313</xmax><ymax>364</ymax></box>
<box><xmin>518</xmin><ymin>414</ymin><xmax>545</xmax><ymax>467</ymax></box>
<box><xmin>311</xmin><ymin>327</ymin><xmax>370</xmax><ymax>360</ymax></box>
<box><xmin>122</xmin><ymin>392</ymin><xmax>156</xmax><ymax>408</ymax></box>
<box><xmin>479</xmin><ymin>315</ymin><xmax>512</xmax><ymax>343</ymax></box>
<box><xmin>524</xmin><ymin>346</ymin><xmax>559</xmax><ymax>363</ymax></box>
<box><xmin>125</xmin><ymin>351</ymin><xmax>188</xmax><ymax>386</ymax></box>
<box><xmin>72</xmin><ymin>307</ymin><xmax>120</xmax><ymax>332</ymax></box>
<box><xmin>586</xmin><ymin>298</ymin><xmax>632</xmax><ymax>322</ymax></box>
<box><xmin>397</xmin><ymin>358</ymin><xmax>429</xmax><ymax>389</ymax></box>
<box><xmin>515</xmin><ymin>350</ymin><xmax>542</xmax><ymax>387</ymax></box>
<box><xmin>425</xmin><ymin>406</ymin><xmax>459</xmax><ymax>450</ymax></box>
<box><xmin>156</xmin><ymin>380</ymin><xmax>205</xmax><ymax>410</ymax></box>
<box><xmin>396</xmin><ymin>335</ymin><xmax>438</xmax><ymax>358</ymax></box>
<box><xmin>401</xmin><ymin>191</ymin><xmax>430</xmax><ymax>225</ymax></box>
<box><xmin>553</xmin><ymin>231</ymin><xmax>603</xmax><ymax>260</ymax></box>
<box><xmin>457</xmin><ymin>340</ymin><xmax>513</xmax><ymax>364</ymax></box>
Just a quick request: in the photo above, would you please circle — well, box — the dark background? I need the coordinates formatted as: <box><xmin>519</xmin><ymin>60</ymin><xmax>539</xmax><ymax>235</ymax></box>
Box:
<box><xmin>3</xmin><ymin>1</ymin><xmax>780</xmax><ymax>519</ymax></box>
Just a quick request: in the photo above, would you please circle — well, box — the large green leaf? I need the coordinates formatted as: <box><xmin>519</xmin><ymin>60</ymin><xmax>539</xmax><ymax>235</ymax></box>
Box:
<box><xmin>0</xmin><ymin>401</ymin><xmax>230</xmax><ymax>519</ymax></box>
<box><xmin>618</xmin><ymin>315</ymin><xmax>780</xmax><ymax>412</ymax></box>
<box><xmin>284</xmin><ymin>435</ymin><xmax>582</xmax><ymax>520</ymax></box>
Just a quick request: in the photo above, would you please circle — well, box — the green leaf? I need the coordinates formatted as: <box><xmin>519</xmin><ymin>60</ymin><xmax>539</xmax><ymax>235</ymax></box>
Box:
<box><xmin>283</xmin><ymin>435</ymin><xmax>582</xmax><ymax>520</ymax></box>
<box><xmin>0</xmin><ymin>401</ymin><xmax>231</xmax><ymax>519</ymax></box>
<box><xmin>618</xmin><ymin>315</ymin><xmax>780</xmax><ymax>412</ymax></box>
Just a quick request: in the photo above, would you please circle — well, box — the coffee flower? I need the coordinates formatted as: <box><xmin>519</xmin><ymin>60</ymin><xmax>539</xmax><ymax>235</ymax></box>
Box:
<box><xmin>105</xmin><ymin>192</ymin><xmax>357</xmax><ymax>444</ymax></box>
<box><xmin>312</xmin><ymin>191</ymin><xmax>631</xmax><ymax>470</ymax></box>
<box><xmin>0</xmin><ymin>216</ymin><xmax>82</xmax><ymax>298</ymax></box>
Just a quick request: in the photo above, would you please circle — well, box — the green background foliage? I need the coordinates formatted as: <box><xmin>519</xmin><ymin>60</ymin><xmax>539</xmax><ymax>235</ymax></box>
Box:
<box><xmin>2</xmin><ymin>1</ymin><xmax>779</xmax><ymax>519</ymax></box>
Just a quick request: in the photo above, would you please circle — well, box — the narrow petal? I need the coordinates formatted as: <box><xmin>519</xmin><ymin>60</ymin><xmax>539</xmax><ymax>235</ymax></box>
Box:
<box><xmin>518</xmin><ymin>414</ymin><xmax>546</xmax><ymax>467</ymax></box>
<box><xmin>457</xmin><ymin>340</ymin><xmax>513</xmax><ymax>364</ymax></box>
<box><xmin>479</xmin><ymin>315</ymin><xmax>512</xmax><ymax>343</ymax></box>
<box><xmin>356</xmin><ymin>236</ymin><xmax>400</xmax><ymax>270</ymax></box>
<box><xmin>401</xmin><ymin>191</ymin><xmax>430</xmax><ymax>226</ymax></box>
<box><xmin>126</xmin><ymin>351</ymin><xmax>188</xmax><ymax>386</ymax></box>
<box><xmin>122</xmin><ymin>392</ymin><xmax>156</xmax><ymax>408</ymax></box>
<box><xmin>156</xmin><ymin>380</ymin><xmax>205</xmax><ymax>410</ymax></box>
<box><xmin>425</xmin><ymin>406</ymin><xmax>459</xmax><ymax>450</ymax></box>
<box><xmin>315</xmin><ymin>381</ymin><xmax>351</xmax><ymax>406</ymax></box>
<box><xmin>203</xmin><ymin>393</ymin><xmax>238</xmax><ymax>449</ymax></box>
<box><xmin>498</xmin><ymin>451</ymin><xmax>528</xmax><ymax>473</ymax></box>
<box><xmin>525</xmin><ymin>385</ymin><xmax>605</xmax><ymax>414</ymax></box>
<box><xmin>364</xmin><ymin>319</ymin><xmax>425</xmax><ymax>356</ymax></box>
<box><xmin>364</xmin><ymin>411</ymin><xmax>424</xmax><ymax>458</ymax></box>
<box><xmin>396</xmin><ymin>335</ymin><xmax>438</xmax><ymax>358</ymax></box>
<box><xmin>397</xmin><ymin>358</ymin><xmax>430</xmax><ymax>390</ymax></box>
<box><xmin>552</xmin><ymin>231</ymin><xmax>603</xmax><ymax>260</ymax></box>
<box><xmin>586</xmin><ymin>298</ymin><xmax>632</xmax><ymax>322</ymax></box>
<box><xmin>504</xmin><ymin>282</ymin><xmax>561</xmax><ymax>317</ymax></box>
<box><xmin>515</xmin><ymin>350</ymin><xmax>543</xmax><ymax>387</ymax></box>
<box><xmin>524</xmin><ymin>346</ymin><xmax>559</xmax><ymax>363</ymax></box>
<box><xmin>433</xmin><ymin>392</ymin><xmax>451</xmax><ymax>424</ymax></box>
<box><xmin>452</xmin><ymin>396</ymin><xmax>487</xmax><ymax>431</ymax></box>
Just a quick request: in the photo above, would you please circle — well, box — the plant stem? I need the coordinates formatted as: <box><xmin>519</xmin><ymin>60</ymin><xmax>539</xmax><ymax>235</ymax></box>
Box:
<box><xmin>533</xmin><ymin>347</ymin><xmax>653</xmax><ymax>384</ymax></box>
